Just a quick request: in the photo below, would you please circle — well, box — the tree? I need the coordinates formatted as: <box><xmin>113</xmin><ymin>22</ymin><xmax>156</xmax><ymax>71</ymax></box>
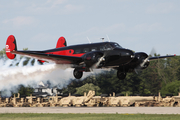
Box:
<box><xmin>160</xmin><ymin>81</ymin><xmax>180</xmax><ymax>96</ymax></box>
<box><xmin>0</xmin><ymin>48</ymin><xmax>6</xmax><ymax>58</ymax></box>
<box><xmin>95</xmin><ymin>70</ymin><xmax>118</xmax><ymax>94</ymax></box>
<box><xmin>162</xmin><ymin>56</ymin><xmax>180</xmax><ymax>83</ymax></box>
<box><xmin>75</xmin><ymin>83</ymin><xmax>101</xmax><ymax>95</ymax></box>
<box><xmin>17</xmin><ymin>85</ymin><xmax>34</xmax><ymax>96</ymax></box>
<box><xmin>61</xmin><ymin>79</ymin><xmax>82</xmax><ymax>94</ymax></box>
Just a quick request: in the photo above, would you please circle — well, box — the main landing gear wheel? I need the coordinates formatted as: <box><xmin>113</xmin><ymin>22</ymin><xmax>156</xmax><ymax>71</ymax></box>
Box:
<box><xmin>117</xmin><ymin>70</ymin><xmax>126</xmax><ymax>80</ymax></box>
<box><xmin>73</xmin><ymin>69</ymin><xmax>83</xmax><ymax>79</ymax></box>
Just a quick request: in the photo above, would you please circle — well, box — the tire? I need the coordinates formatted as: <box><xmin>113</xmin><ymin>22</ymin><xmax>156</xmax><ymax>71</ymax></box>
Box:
<box><xmin>117</xmin><ymin>70</ymin><xmax>126</xmax><ymax>80</ymax></box>
<box><xmin>73</xmin><ymin>69</ymin><xmax>83</xmax><ymax>79</ymax></box>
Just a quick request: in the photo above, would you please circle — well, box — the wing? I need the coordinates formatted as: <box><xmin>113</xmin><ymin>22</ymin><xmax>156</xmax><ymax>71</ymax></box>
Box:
<box><xmin>11</xmin><ymin>50</ymin><xmax>83</xmax><ymax>64</ymax></box>
<box><xmin>149</xmin><ymin>54</ymin><xmax>176</xmax><ymax>61</ymax></box>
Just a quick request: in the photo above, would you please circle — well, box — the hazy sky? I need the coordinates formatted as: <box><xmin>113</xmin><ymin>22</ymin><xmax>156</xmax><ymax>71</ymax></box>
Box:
<box><xmin>0</xmin><ymin>0</ymin><xmax>180</xmax><ymax>55</ymax></box>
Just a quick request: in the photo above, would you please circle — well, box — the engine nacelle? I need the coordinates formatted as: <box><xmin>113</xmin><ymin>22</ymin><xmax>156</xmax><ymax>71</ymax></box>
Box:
<box><xmin>141</xmin><ymin>61</ymin><xmax>150</xmax><ymax>69</ymax></box>
<box><xmin>82</xmin><ymin>51</ymin><xmax>104</xmax><ymax>68</ymax></box>
<box><xmin>134</xmin><ymin>52</ymin><xmax>149</xmax><ymax>69</ymax></box>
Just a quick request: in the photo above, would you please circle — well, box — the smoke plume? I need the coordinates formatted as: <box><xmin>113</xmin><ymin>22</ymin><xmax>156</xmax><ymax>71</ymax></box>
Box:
<box><xmin>0</xmin><ymin>57</ymin><xmax>74</xmax><ymax>96</ymax></box>
<box><xmin>0</xmin><ymin>56</ymin><xmax>101</xmax><ymax>97</ymax></box>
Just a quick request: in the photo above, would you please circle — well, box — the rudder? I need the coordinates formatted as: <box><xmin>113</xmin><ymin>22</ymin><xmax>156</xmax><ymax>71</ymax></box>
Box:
<box><xmin>56</xmin><ymin>36</ymin><xmax>67</xmax><ymax>48</ymax></box>
<box><xmin>6</xmin><ymin>35</ymin><xmax>17</xmax><ymax>59</ymax></box>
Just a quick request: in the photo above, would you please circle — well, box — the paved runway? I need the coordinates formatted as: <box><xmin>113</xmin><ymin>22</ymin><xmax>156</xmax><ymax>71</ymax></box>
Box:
<box><xmin>0</xmin><ymin>107</ymin><xmax>180</xmax><ymax>114</ymax></box>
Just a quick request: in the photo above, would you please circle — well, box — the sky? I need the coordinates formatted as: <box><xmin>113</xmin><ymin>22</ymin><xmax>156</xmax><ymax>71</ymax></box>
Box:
<box><xmin>0</xmin><ymin>0</ymin><xmax>180</xmax><ymax>56</ymax></box>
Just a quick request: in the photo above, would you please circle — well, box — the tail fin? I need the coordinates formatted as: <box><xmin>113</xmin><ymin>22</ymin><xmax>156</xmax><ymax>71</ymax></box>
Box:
<box><xmin>6</xmin><ymin>35</ymin><xmax>17</xmax><ymax>59</ymax></box>
<box><xmin>56</xmin><ymin>36</ymin><xmax>67</xmax><ymax>48</ymax></box>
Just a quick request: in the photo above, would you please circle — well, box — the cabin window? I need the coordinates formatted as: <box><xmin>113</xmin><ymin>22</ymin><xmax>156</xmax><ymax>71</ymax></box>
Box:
<box><xmin>91</xmin><ymin>47</ymin><xmax>97</xmax><ymax>51</ymax></box>
<box><xmin>105</xmin><ymin>44</ymin><xmax>112</xmax><ymax>50</ymax></box>
<box><xmin>75</xmin><ymin>49</ymin><xmax>81</xmax><ymax>54</ymax></box>
<box><xmin>83</xmin><ymin>48</ymin><xmax>89</xmax><ymax>53</ymax></box>
<box><xmin>100</xmin><ymin>46</ymin><xmax>105</xmax><ymax>51</ymax></box>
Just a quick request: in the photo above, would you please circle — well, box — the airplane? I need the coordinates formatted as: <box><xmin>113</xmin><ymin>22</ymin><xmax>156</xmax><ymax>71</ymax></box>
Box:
<box><xmin>5</xmin><ymin>35</ymin><xmax>176</xmax><ymax>80</ymax></box>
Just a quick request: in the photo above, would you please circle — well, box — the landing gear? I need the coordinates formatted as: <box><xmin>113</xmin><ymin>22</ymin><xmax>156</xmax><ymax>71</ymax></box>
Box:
<box><xmin>73</xmin><ymin>68</ymin><xmax>83</xmax><ymax>79</ymax></box>
<box><xmin>117</xmin><ymin>69</ymin><xmax>126</xmax><ymax>80</ymax></box>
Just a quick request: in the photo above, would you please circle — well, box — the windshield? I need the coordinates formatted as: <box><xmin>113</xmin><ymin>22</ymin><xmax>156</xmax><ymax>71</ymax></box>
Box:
<box><xmin>110</xmin><ymin>43</ymin><xmax>122</xmax><ymax>49</ymax></box>
<box><xmin>105</xmin><ymin>44</ymin><xmax>113</xmax><ymax>50</ymax></box>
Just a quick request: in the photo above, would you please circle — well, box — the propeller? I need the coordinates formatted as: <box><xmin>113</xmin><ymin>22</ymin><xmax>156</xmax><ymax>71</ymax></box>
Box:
<box><xmin>135</xmin><ymin>47</ymin><xmax>156</xmax><ymax>74</ymax></box>
<box><xmin>93</xmin><ymin>55</ymin><xmax>105</xmax><ymax>68</ymax></box>
<box><xmin>140</xmin><ymin>47</ymin><xmax>156</xmax><ymax>68</ymax></box>
<box><xmin>90</xmin><ymin>53</ymin><xmax>107</xmax><ymax>71</ymax></box>
<box><xmin>150</xmin><ymin>47</ymin><xmax>156</xmax><ymax>56</ymax></box>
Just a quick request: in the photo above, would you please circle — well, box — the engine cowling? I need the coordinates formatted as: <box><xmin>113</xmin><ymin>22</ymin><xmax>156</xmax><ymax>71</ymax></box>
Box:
<box><xmin>82</xmin><ymin>51</ymin><xmax>104</xmax><ymax>68</ymax></box>
<box><xmin>134</xmin><ymin>52</ymin><xmax>149</xmax><ymax>69</ymax></box>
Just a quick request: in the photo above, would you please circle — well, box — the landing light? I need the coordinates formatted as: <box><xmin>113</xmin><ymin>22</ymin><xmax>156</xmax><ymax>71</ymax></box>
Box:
<box><xmin>131</xmin><ymin>55</ymin><xmax>135</xmax><ymax>58</ymax></box>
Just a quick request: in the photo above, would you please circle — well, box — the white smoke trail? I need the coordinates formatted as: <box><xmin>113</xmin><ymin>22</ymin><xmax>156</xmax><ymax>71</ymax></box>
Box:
<box><xmin>26</xmin><ymin>58</ymin><xmax>33</xmax><ymax>66</ymax></box>
<box><xmin>0</xmin><ymin>59</ymin><xmax>3</xmax><ymax>67</ymax></box>
<box><xmin>0</xmin><ymin>57</ymin><xmax>72</xmax><ymax>96</ymax></box>
<box><xmin>0</xmin><ymin>56</ymin><xmax>105</xmax><ymax>97</ymax></box>
<box><xmin>0</xmin><ymin>61</ymin><xmax>72</xmax><ymax>85</ymax></box>
<box><xmin>18</xmin><ymin>57</ymin><xmax>27</xmax><ymax>67</ymax></box>
<box><xmin>1</xmin><ymin>59</ymin><xmax>13</xmax><ymax>68</ymax></box>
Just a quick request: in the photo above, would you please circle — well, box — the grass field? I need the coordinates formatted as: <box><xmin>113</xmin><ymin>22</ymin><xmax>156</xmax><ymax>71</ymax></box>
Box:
<box><xmin>0</xmin><ymin>113</ymin><xmax>180</xmax><ymax>120</ymax></box>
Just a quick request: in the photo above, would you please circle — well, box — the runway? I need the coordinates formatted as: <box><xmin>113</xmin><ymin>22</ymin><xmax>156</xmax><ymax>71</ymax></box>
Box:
<box><xmin>0</xmin><ymin>107</ymin><xmax>180</xmax><ymax>114</ymax></box>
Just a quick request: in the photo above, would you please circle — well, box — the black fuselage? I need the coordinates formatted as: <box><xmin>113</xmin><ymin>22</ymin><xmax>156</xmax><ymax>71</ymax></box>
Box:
<box><xmin>42</xmin><ymin>42</ymin><xmax>135</xmax><ymax>69</ymax></box>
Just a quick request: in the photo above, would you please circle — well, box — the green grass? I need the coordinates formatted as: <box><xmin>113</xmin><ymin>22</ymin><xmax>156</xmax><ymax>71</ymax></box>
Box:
<box><xmin>0</xmin><ymin>113</ymin><xmax>179</xmax><ymax>120</ymax></box>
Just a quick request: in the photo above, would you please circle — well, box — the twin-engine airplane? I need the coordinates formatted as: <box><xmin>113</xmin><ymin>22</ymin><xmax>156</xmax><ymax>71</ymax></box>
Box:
<box><xmin>5</xmin><ymin>35</ymin><xmax>176</xmax><ymax>80</ymax></box>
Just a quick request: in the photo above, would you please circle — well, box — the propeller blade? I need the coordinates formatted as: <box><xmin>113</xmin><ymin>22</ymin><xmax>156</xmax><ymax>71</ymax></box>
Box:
<box><xmin>91</xmin><ymin>55</ymin><xmax>105</xmax><ymax>69</ymax></box>
<box><xmin>91</xmin><ymin>52</ymin><xmax>107</xmax><ymax>70</ymax></box>
<box><xmin>141</xmin><ymin>47</ymin><xmax>156</xmax><ymax>67</ymax></box>
<box><xmin>135</xmin><ymin>47</ymin><xmax>156</xmax><ymax>73</ymax></box>
<box><xmin>149</xmin><ymin>47</ymin><xmax>156</xmax><ymax>57</ymax></box>
<box><xmin>140</xmin><ymin>57</ymin><xmax>149</xmax><ymax>68</ymax></box>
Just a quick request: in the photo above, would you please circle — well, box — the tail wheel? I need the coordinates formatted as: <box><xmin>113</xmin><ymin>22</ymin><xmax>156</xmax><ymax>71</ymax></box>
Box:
<box><xmin>73</xmin><ymin>69</ymin><xmax>83</xmax><ymax>79</ymax></box>
<box><xmin>117</xmin><ymin>70</ymin><xmax>126</xmax><ymax>80</ymax></box>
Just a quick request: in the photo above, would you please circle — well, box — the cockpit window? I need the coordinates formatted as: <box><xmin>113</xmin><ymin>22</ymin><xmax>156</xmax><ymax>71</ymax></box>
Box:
<box><xmin>100</xmin><ymin>46</ymin><xmax>105</xmax><ymax>51</ymax></box>
<box><xmin>100</xmin><ymin>43</ymin><xmax>122</xmax><ymax>51</ymax></box>
<box><xmin>105</xmin><ymin>44</ymin><xmax>113</xmax><ymax>50</ymax></box>
<box><xmin>110</xmin><ymin>43</ymin><xmax>122</xmax><ymax>48</ymax></box>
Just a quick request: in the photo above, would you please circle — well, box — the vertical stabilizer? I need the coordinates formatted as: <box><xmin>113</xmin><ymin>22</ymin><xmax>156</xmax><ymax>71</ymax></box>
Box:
<box><xmin>56</xmin><ymin>36</ymin><xmax>67</xmax><ymax>48</ymax></box>
<box><xmin>6</xmin><ymin>35</ymin><xmax>17</xmax><ymax>59</ymax></box>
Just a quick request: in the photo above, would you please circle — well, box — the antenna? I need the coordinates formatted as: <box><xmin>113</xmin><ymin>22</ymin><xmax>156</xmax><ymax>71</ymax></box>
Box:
<box><xmin>87</xmin><ymin>37</ymin><xmax>91</xmax><ymax>44</ymax></box>
<box><xmin>106</xmin><ymin>35</ymin><xmax>110</xmax><ymax>42</ymax></box>
<box><xmin>101</xmin><ymin>38</ymin><xmax>104</xmax><ymax>42</ymax></box>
